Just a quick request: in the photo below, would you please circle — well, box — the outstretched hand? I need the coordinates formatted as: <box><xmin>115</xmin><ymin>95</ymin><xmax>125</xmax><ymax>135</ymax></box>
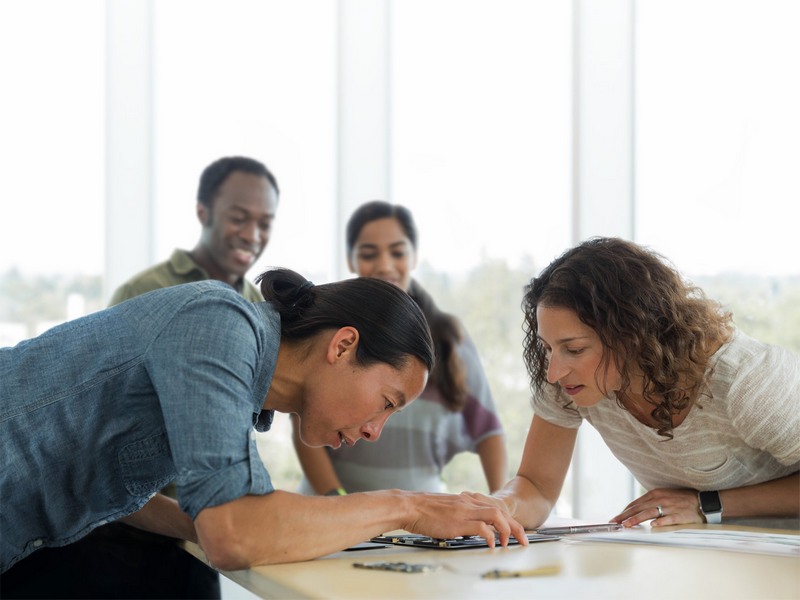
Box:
<box><xmin>611</xmin><ymin>488</ymin><xmax>705</xmax><ymax>527</ymax></box>
<box><xmin>402</xmin><ymin>491</ymin><xmax>528</xmax><ymax>548</ymax></box>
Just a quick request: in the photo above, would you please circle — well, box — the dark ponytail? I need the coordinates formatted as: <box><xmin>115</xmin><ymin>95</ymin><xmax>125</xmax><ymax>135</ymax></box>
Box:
<box><xmin>407</xmin><ymin>280</ymin><xmax>468</xmax><ymax>412</ymax></box>
<box><xmin>256</xmin><ymin>268</ymin><xmax>434</xmax><ymax>373</ymax></box>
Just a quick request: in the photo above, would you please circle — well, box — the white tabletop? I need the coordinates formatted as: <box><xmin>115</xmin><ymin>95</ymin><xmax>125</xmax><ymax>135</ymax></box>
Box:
<box><xmin>185</xmin><ymin>524</ymin><xmax>800</xmax><ymax>599</ymax></box>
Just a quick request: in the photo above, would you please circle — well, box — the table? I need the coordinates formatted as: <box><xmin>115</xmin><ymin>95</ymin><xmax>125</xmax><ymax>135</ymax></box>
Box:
<box><xmin>184</xmin><ymin>524</ymin><xmax>800</xmax><ymax>599</ymax></box>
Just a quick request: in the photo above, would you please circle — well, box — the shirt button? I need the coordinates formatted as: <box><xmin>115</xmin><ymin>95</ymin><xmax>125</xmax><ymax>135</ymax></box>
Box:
<box><xmin>33</xmin><ymin>539</ymin><xmax>43</xmax><ymax>547</ymax></box>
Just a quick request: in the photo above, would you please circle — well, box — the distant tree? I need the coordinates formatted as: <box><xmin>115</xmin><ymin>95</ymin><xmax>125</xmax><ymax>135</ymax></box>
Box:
<box><xmin>3</xmin><ymin>266</ymin><xmax>798</xmax><ymax>496</ymax></box>
<box><xmin>0</xmin><ymin>269</ymin><xmax>103</xmax><ymax>339</ymax></box>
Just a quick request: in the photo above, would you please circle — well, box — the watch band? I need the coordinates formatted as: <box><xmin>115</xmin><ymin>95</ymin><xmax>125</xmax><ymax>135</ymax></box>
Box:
<box><xmin>698</xmin><ymin>490</ymin><xmax>723</xmax><ymax>524</ymax></box>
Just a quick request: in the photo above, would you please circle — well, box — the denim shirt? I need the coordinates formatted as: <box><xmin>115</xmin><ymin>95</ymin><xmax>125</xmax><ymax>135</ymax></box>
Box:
<box><xmin>1</xmin><ymin>281</ymin><xmax>278</xmax><ymax>572</ymax></box>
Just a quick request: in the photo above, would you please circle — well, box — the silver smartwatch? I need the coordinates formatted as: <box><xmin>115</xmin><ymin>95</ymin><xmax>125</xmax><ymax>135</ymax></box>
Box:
<box><xmin>698</xmin><ymin>490</ymin><xmax>723</xmax><ymax>524</ymax></box>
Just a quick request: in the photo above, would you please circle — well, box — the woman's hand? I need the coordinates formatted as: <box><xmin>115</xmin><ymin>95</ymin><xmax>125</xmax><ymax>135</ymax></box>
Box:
<box><xmin>611</xmin><ymin>488</ymin><xmax>704</xmax><ymax>527</ymax></box>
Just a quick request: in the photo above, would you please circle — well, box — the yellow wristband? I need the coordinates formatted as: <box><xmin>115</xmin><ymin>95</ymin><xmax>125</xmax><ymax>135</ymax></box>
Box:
<box><xmin>324</xmin><ymin>487</ymin><xmax>347</xmax><ymax>496</ymax></box>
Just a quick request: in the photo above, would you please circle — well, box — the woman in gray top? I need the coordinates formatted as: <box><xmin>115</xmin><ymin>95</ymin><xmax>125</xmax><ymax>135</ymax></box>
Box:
<box><xmin>293</xmin><ymin>201</ymin><xmax>507</xmax><ymax>496</ymax></box>
<box><xmin>480</xmin><ymin>237</ymin><xmax>799</xmax><ymax>529</ymax></box>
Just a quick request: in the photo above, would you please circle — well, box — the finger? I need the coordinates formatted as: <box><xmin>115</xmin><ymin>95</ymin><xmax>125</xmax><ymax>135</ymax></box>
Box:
<box><xmin>613</xmin><ymin>496</ymin><xmax>659</xmax><ymax>523</ymax></box>
<box><xmin>651</xmin><ymin>509</ymin><xmax>674</xmax><ymax>527</ymax></box>
<box><xmin>611</xmin><ymin>507</ymin><xmax>640</xmax><ymax>523</ymax></box>
<box><xmin>612</xmin><ymin>498</ymin><xmax>649</xmax><ymax>522</ymax></box>
<box><xmin>471</xmin><ymin>522</ymin><xmax>497</xmax><ymax>548</ymax></box>
<box><xmin>477</xmin><ymin>509</ymin><xmax>508</xmax><ymax>548</ymax></box>
<box><xmin>620</xmin><ymin>511</ymin><xmax>650</xmax><ymax>528</ymax></box>
<box><xmin>511</xmin><ymin>521</ymin><xmax>529</xmax><ymax>547</ymax></box>
<box><xmin>621</xmin><ymin>516</ymin><xmax>642</xmax><ymax>528</ymax></box>
<box><xmin>617</xmin><ymin>489</ymin><xmax>665</xmax><ymax>517</ymax></box>
<box><xmin>496</xmin><ymin>512</ymin><xmax>528</xmax><ymax>547</ymax></box>
<box><xmin>468</xmin><ymin>506</ymin><xmax>522</xmax><ymax>548</ymax></box>
<box><xmin>490</xmin><ymin>513</ymin><xmax>528</xmax><ymax>548</ymax></box>
<box><xmin>494</xmin><ymin>525</ymin><xmax>510</xmax><ymax>548</ymax></box>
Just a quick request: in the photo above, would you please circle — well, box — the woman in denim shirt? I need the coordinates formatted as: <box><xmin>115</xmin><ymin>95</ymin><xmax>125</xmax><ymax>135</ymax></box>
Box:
<box><xmin>1</xmin><ymin>268</ymin><xmax>526</xmax><ymax>585</ymax></box>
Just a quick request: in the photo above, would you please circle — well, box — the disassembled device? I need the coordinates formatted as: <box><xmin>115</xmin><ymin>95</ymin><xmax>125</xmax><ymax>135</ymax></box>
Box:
<box><xmin>369</xmin><ymin>533</ymin><xmax>559</xmax><ymax>549</ymax></box>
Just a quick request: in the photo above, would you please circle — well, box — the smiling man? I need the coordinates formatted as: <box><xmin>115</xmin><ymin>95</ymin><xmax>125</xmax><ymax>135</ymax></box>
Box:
<box><xmin>110</xmin><ymin>155</ymin><xmax>279</xmax><ymax>305</ymax></box>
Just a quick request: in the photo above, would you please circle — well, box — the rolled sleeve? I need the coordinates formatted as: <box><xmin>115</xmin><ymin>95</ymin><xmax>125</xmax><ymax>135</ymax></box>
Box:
<box><xmin>144</xmin><ymin>289</ymin><xmax>274</xmax><ymax>518</ymax></box>
<box><xmin>177</xmin><ymin>432</ymin><xmax>272</xmax><ymax>518</ymax></box>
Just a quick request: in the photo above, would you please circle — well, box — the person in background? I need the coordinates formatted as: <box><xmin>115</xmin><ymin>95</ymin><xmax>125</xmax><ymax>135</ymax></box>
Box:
<box><xmin>112</xmin><ymin>155</ymin><xmax>279</xmax><ymax>502</ymax></box>
<box><xmin>110</xmin><ymin>154</ymin><xmax>279</xmax><ymax>305</ymax></box>
<box><xmin>1</xmin><ymin>270</ymin><xmax>527</xmax><ymax>597</ymax></box>
<box><xmin>293</xmin><ymin>201</ymin><xmax>507</xmax><ymax>496</ymax></box>
<box><xmin>478</xmin><ymin>237</ymin><xmax>799</xmax><ymax>530</ymax></box>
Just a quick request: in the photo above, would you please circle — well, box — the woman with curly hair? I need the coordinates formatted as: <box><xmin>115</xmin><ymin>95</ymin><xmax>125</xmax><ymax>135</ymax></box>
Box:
<box><xmin>486</xmin><ymin>237</ymin><xmax>799</xmax><ymax>528</ymax></box>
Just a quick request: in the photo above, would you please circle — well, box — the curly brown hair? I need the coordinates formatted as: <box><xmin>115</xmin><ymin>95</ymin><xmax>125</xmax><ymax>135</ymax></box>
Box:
<box><xmin>522</xmin><ymin>237</ymin><xmax>733</xmax><ymax>438</ymax></box>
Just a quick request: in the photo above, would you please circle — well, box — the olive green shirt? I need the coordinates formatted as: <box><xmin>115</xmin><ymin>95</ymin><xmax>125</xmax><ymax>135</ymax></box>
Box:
<box><xmin>109</xmin><ymin>248</ymin><xmax>263</xmax><ymax>307</ymax></box>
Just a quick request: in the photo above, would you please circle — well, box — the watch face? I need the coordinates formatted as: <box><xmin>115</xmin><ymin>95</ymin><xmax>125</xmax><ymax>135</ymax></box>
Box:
<box><xmin>699</xmin><ymin>491</ymin><xmax>722</xmax><ymax>513</ymax></box>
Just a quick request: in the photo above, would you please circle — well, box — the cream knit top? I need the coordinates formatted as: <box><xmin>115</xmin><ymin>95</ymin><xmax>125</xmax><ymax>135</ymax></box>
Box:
<box><xmin>532</xmin><ymin>330</ymin><xmax>800</xmax><ymax>491</ymax></box>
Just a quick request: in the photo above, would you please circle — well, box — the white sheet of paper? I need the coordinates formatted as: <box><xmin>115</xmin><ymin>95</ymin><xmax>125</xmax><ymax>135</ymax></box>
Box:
<box><xmin>568</xmin><ymin>528</ymin><xmax>800</xmax><ymax>557</ymax></box>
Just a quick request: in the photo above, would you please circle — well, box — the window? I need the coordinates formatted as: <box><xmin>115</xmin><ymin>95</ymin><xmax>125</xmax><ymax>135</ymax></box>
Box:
<box><xmin>0</xmin><ymin>0</ymin><xmax>105</xmax><ymax>344</ymax></box>
<box><xmin>391</xmin><ymin>0</ymin><xmax>572</xmax><ymax>499</ymax></box>
<box><xmin>154</xmin><ymin>0</ymin><xmax>338</xmax><ymax>284</ymax></box>
<box><xmin>636</xmin><ymin>0</ymin><xmax>800</xmax><ymax>353</ymax></box>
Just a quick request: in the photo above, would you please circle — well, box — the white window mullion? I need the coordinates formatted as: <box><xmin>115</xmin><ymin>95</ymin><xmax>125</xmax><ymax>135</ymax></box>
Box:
<box><xmin>336</xmin><ymin>0</ymin><xmax>392</xmax><ymax>279</ymax></box>
<box><xmin>104</xmin><ymin>0</ymin><xmax>155</xmax><ymax>302</ymax></box>
<box><xmin>571</xmin><ymin>0</ymin><xmax>637</xmax><ymax>519</ymax></box>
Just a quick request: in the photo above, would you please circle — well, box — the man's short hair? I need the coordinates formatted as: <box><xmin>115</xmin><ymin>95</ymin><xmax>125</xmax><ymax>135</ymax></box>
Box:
<box><xmin>197</xmin><ymin>156</ymin><xmax>279</xmax><ymax>208</ymax></box>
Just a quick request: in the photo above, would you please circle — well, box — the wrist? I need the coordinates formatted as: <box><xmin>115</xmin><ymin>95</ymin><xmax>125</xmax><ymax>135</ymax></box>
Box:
<box><xmin>393</xmin><ymin>489</ymin><xmax>420</xmax><ymax>531</ymax></box>
<box><xmin>491</xmin><ymin>491</ymin><xmax>517</xmax><ymax>518</ymax></box>
<box><xmin>324</xmin><ymin>487</ymin><xmax>347</xmax><ymax>496</ymax></box>
<box><xmin>697</xmin><ymin>490</ymin><xmax>723</xmax><ymax>524</ymax></box>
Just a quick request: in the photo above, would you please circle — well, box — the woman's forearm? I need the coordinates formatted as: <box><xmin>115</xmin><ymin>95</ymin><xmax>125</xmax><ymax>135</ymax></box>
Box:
<box><xmin>476</xmin><ymin>434</ymin><xmax>509</xmax><ymax>493</ymax></box>
<box><xmin>719</xmin><ymin>472</ymin><xmax>799</xmax><ymax>519</ymax></box>
<box><xmin>493</xmin><ymin>475</ymin><xmax>554</xmax><ymax>529</ymax></box>
<box><xmin>494</xmin><ymin>415</ymin><xmax>577</xmax><ymax>529</ymax></box>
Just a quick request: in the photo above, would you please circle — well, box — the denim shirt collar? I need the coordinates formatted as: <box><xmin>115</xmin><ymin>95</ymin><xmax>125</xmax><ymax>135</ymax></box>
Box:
<box><xmin>251</xmin><ymin>301</ymin><xmax>282</xmax><ymax>433</ymax></box>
